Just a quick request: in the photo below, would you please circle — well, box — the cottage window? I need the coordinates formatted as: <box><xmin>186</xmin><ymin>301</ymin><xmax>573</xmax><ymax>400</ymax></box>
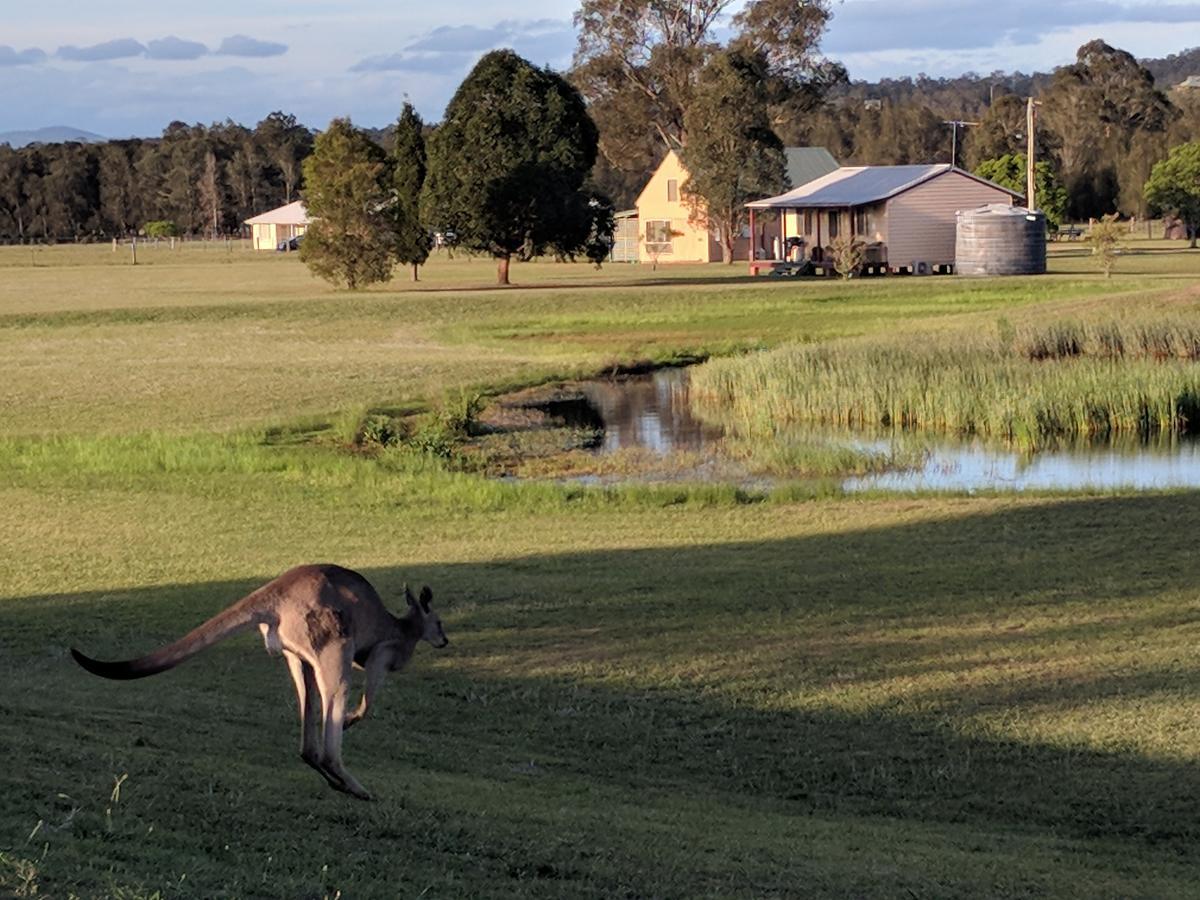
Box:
<box><xmin>645</xmin><ymin>220</ymin><xmax>674</xmax><ymax>254</ymax></box>
<box><xmin>828</xmin><ymin>211</ymin><xmax>840</xmax><ymax>239</ymax></box>
<box><xmin>803</xmin><ymin>210</ymin><xmax>813</xmax><ymax>235</ymax></box>
<box><xmin>855</xmin><ymin>209</ymin><xmax>869</xmax><ymax>236</ymax></box>
<box><xmin>667</xmin><ymin>179</ymin><xmax>679</xmax><ymax>202</ymax></box>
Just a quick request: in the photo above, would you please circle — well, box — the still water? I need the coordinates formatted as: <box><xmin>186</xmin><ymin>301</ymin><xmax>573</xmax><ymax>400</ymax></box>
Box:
<box><xmin>843</xmin><ymin>435</ymin><xmax>1200</xmax><ymax>492</ymax></box>
<box><xmin>582</xmin><ymin>368</ymin><xmax>1200</xmax><ymax>492</ymax></box>
<box><xmin>580</xmin><ymin>367</ymin><xmax>723</xmax><ymax>454</ymax></box>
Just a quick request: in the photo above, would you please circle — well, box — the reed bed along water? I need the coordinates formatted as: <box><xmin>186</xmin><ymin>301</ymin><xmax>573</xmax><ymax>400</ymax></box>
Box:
<box><xmin>691</xmin><ymin>318</ymin><xmax>1200</xmax><ymax>448</ymax></box>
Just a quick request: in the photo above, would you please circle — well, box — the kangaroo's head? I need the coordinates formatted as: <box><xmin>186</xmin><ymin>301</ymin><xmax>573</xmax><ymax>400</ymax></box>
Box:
<box><xmin>406</xmin><ymin>584</ymin><xmax>449</xmax><ymax>648</ymax></box>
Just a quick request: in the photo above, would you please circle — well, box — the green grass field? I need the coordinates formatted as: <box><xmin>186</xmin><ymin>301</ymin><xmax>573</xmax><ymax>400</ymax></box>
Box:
<box><xmin>2</xmin><ymin>241</ymin><xmax>1200</xmax><ymax>898</ymax></box>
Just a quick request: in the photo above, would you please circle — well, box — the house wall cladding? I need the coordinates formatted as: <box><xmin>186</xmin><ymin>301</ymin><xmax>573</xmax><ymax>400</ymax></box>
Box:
<box><xmin>887</xmin><ymin>172</ymin><xmax>1015</xmax><ymax>268</ymax></box>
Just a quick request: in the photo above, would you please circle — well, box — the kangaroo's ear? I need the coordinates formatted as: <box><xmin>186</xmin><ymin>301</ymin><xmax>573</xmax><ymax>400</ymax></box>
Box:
<box><xmin>419</xmin><ymin>585</ymin><xmax>432</xmax><ymax>612</ymax></box>
<box><xmin>404</xmin><ymin>583</ymin><xmax>417</xmax><ymax>608</ymax></box>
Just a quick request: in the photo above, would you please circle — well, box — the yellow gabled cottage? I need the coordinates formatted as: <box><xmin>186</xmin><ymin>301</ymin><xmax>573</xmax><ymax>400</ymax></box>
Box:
<box><xmin>634</xmin><ymin>147</ymin><xmax>838</xmax><ymax>264</ymax></box>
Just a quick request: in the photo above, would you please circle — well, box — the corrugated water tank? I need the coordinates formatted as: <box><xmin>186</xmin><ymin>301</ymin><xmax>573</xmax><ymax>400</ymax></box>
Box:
<box><xmin>955</xmin><ymin>204</ymin><xmax>1047</xmax><ymax>276</ymax></box>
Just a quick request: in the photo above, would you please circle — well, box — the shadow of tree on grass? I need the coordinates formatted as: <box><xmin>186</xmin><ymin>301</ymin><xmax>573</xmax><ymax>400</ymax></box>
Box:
<box><xmin>4</xmin><ymin>493</ymin><xmax>1200</xmax><ymax>874</ymax></box>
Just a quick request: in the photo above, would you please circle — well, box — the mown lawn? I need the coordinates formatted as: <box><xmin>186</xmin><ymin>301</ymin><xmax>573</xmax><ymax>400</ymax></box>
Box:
<box><xmin>0</xmin><ymin>242</ymin><xmax>1181</xmax><ymax>436</ymax></box>
<box><xmin>1</xmin><ymin>242</ymin><xmax>1199</xmax><ymax>898</ymax></box>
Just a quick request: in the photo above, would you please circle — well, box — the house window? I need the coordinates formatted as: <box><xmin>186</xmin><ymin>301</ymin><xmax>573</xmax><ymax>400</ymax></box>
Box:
<box><xmin>828</xmin><ymin>211</ymin><xmax>840</xmax><ymax>239</ymax></box>
<box><xmin>855</xmin><ymin>209</ymin><xmax>869</xmax><ymax>236</ymax></box>
<box><xmin>645</xmin><ymin>220</ymin><xmax>674</xmax><ymax>254</ymax></box>
<box><xmin>667</xmin><ymin>179</ymin><xmax>679</xmax><ymax>202</ymax></box>
<box><xmin>803</xmin><ymin>210</ymin><xmax>813</xmax><ymax>236</ymax></box>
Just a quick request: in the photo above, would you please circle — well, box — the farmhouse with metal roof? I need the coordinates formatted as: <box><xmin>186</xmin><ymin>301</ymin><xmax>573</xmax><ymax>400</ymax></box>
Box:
<box><xmin>746</xmin><ymin>164</ymin><xmax>1022</xmax><ymax>275</ymax></box>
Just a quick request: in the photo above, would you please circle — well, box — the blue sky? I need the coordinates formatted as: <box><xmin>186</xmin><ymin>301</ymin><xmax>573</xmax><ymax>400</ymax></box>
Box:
<box><xmin>1</xmin><ymin>0</ymin><xmax>1198</xmax><ymax>137</ymax></box>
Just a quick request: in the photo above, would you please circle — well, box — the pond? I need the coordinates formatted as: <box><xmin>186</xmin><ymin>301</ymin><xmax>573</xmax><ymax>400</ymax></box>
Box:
<box><xmin>570</xmin><ymin>368</ymin><xmax>1200</xmax><ymax>493</ymax></box>
<box><xmin>579</xmin><ymin>367</ymin><xmax>723</xmax><ymax>454</ymax></box>
<box><xmin>842</xmin><ymin>435</ymin><xmax>1200</xmax><ymax>493</ymax></box>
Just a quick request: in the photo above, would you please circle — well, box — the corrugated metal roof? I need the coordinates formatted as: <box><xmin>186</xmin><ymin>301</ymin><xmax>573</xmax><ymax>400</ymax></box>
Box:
<box><xmin>749</xmin><ymin>165</ymin><xmax>953</xmax><ymax>208</ymax></box>
<box><xmin>783</xmin><ymin>147</ymin><xmax>839</xmax><ymax>190</ymax></box>
<box><xmin>245</xmin><ymin>200</ymin><xmax>310</xmax><ymax>225</ymax></box>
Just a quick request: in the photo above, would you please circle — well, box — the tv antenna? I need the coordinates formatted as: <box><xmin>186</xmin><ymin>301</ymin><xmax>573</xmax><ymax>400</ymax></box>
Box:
<box><xmin>943</xmin><ymin>120</ymin><xmax>979</xmax><ymax>168</ymax></box>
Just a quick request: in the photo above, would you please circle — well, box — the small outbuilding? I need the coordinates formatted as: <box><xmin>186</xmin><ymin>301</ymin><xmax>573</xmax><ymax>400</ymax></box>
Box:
<box><xmin>746</xmin><ymin>164</ymin><xmax>1023</xmax><ymax>274</ymax></box>
<box><xmin>245</xmin><ymin>200</ymin><xmax>310</xmax><ymax>251</ymax></box>
<box><xmin>609</xmin><ymin>210</ymin><xmax>640</xmax><ymax>263</ymax></box>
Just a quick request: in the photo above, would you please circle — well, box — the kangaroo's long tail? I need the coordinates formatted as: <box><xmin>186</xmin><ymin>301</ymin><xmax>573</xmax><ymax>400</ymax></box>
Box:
<box><xmin>70</xmin><ymin>593</ymin><xmax>264</xmax><ymax>681</ymax></box>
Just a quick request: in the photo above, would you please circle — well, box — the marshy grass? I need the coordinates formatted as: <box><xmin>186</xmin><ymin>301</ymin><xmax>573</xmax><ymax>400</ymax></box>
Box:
<box><xmin>1014</xmin><ymin>316</ymin><xmax>1200</xmax><ymax>361</ymax></box>
<box><xmin>692</xmin><ymin>317</ymin><xmax>1200</xmax><ymax>449</ymax></box>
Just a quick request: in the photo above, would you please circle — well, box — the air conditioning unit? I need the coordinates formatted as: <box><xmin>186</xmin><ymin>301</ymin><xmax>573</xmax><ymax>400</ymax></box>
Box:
<box><xmin>914</xmin><ymin>260</ymin><xmax>931</xmax><ymax>275</ymax></box>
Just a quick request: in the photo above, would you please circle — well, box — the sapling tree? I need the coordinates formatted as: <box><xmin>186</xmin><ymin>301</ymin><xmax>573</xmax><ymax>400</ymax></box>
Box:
<box><xmin>1085</xmin><ymin>213</ymin><xmax>1125</xmax><ymax>278</ymax></box>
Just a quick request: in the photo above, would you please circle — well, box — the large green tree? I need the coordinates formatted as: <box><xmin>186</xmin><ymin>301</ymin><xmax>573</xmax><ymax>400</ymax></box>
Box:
<box><xmin>254</xmin><ymin>111</ymin><xmax>313</xmax><ymax>205</ymax></box>
<box><xmin>390</xmin><ymin>103</ymin><xmax>431</xmax><ymax>282</ymax></box>
<box><xmin>1145</xmin><ymin>141</ymin><xmax>1200</xmax><ymax>248</ymax></box>
<box><xmin>1042</xmin><ymin>40</ymin><xmax>1172</xmax><ymax>218</ymax></box>
<box><xmin>421</xmin><ymin>50</ymin><xmax>611</xmax><ymax>285</ymax></box>
<box><xmin>976</xmin><ymin>154</ymin><xmax>1068</xmax><ymax>229</ymax></box>
<box><xmin>299</xmin><ymin>118</ymin><xmax>397</xmax><ymax>290</ymax></box>
<box><xmin>572</xmin><ymin>0</ymin><xmax>841</xmax><ymax>205</ymax></box>
<box><xmin>680</xmin><ymin>50</ymin><xmax>788</xmax><ymax>264</ymax></box>
<box><xmin>967</xmin><ymin>94</ymin><xmax>1059</xmax><ymax>170</ymax></box>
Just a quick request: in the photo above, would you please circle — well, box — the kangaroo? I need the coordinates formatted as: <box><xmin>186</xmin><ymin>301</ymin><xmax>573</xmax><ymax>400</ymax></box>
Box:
<box><xmin>70</xmin><ymin>564</ymin><xmax>449</xmax><ymax>801</ymax></box>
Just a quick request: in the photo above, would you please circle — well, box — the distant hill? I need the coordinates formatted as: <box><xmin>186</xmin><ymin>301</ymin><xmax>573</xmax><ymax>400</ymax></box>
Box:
<box><xmin>1145</xmin><ymin>47</ymin><xmax>1200</xmax><ymax>87</ymax></box>
<box><xmin>0</xmin><ymin>126</ymin><xmax>107</xmax><ymax>148</ymax></box>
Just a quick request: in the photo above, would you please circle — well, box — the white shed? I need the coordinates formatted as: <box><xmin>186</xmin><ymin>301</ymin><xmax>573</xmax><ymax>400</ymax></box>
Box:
<box><xmin>245</xmin><ymin>200</ymin><xmax>310</xmax><ymax>251</ymax></box>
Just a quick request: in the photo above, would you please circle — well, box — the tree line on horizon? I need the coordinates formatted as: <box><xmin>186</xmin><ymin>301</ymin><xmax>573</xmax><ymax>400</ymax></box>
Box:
<box><xmin>0</xmin><ymin>2</ymin><xmax>1197</xmax><ymax>249</ymax></box>
<box><xmin>0</xmin><ymin>112</ymin><xmax>312</xmax><ymax>243</ymax></box>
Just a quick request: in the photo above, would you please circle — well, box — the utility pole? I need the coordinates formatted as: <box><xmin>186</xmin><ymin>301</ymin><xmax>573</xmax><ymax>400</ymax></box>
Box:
<box><xmin>1026</xmin><ymin>98</ymin><xmax>1041</xmax><ymax>211</ymax></box>
<box><xmin>943</xmin><ymin>120</ymin><xmax>979</xmax><ymax>168</ymax></box>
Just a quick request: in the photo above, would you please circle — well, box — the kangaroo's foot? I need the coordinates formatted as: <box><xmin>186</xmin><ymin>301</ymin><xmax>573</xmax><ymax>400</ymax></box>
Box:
<box><xmin>301</xmin><ymin>751</ymin><xmax>351</xmax><ymax>792</ymax></box>
<box><xmin>320</xmin><ymin>760</ymin><xmax>373</xmax><ymax>801</ymax></box>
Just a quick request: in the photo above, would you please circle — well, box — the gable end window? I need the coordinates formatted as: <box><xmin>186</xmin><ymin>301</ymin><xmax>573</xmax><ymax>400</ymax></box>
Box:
<box><xmin>645</xmin><ymin>220</ymin><xmax>674</xmax><ymax>254</ymax></box>
<box><xmin>667</xmin><ymin>179</ymin><xmax>679</xmax><ymax>202</ymax></box>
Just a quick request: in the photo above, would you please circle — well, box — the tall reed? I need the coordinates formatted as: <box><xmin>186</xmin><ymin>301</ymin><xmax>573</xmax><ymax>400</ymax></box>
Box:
<box><xmin>691</xmin><ymin>319</ymin><xmax>1200</xmax><ymax>449</ymax></box>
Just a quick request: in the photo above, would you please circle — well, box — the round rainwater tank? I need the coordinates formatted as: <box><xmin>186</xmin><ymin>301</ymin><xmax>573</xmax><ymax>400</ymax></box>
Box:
<box><xmin>955</xmin><ymin>204</ymin><xmax>1047</xmax><ymax>276</ymax></box>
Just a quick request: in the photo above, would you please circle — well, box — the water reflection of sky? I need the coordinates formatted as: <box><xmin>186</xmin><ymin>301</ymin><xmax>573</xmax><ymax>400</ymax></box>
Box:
<box><xmin>845</xmin><ymin>437</ymin><xmax>1200</xmax><ymax>493</ymax></box>
<box><xmin>584</xmin><ymin>369</ymin><xmax>722</xmax><ymax>455</ymax></box>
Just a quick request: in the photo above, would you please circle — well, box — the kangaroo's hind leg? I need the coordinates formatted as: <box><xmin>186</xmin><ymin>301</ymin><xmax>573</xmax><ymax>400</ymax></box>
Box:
<box><xmin>284</xmin><ymin>650</ymin><xmax>345</xmax><ymax>791</ymax></box>
<box><xmin>313</xmin><ymin>644</ymin><xmax>372</xmax><ymax>801</ymax></box>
